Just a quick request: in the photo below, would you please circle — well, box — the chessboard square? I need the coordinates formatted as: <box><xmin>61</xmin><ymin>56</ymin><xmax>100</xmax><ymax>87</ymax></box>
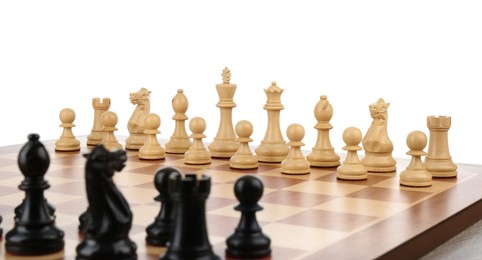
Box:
<box><xmin>0</xmin><ymin>186</ymin><xmax>21</xmax><ymax>197</ymax></box>
<box><xmin>253</xmin><ymin>175</ymin><xmax>308</xmax><ymax>189</ymax></box>
<box><xmin>206</xmin><ymin>197</ymin><xmax>238</xmax><ymax>211</ymax></box>
<box><xmin>259</xmin><ymin>167</ymin><xmax>335</xmax><ymax>180</ymax></box>
<box><xmin>123</xmin><ymin>161</ymin><xmax>159</xmax><ymax>171</ymax></box>
<box><xmin>113</xmin><ymin>172</ymin><xmax>155</xmax><ymax>186</ymax></box>
<box><xmin>209</xmin><ymin>161</ymin><xmax>280</xmax><ymax>174</ymax></box>
<box><xmin>261</xmin><ymin>190</ymin><xmax>337</xmax><ymax>208</ymax></box>
<box><xmin>212</xmin><ymin>241</ymin><xmax>308</xmax><ymax>260</ymax></box>
<box><xmin>119</xmin><ymin>187</ymin><xmax>158</xmax><ymax>205</ymax></box>
<box><xmin>209</xmin><ymin>202</ymin><xmax>308</xmax><ymax>222</ymax></box>
<box><xmin>44</xmin><ymin>191</ymin><xmax>83</xmax><ymax>204</ymax></box>
<box><xmin>51</xmin><ymin>153</ymin><xmax>85</xmax><ymax>165</ymax></box>
<box><xmin>131</xmin><ymin>205</ymin><xmax>161</xmax><ymax>226</ymax></box>
<box><xmin>278</xmin><ymin>209</ymin><xmax>379</xmax><ymax>232</ymax></box>
<box><xmin>195</xmin><ymin>169</ymin><xmax>246</xmax><ymax>184</ymax></box>
<box><xmin>55</xmin><ymin>198</ymin><xmax>88</xmax><ymax>215</ymax></box>
<box><xmin>347</xmin><ymin>186</ymin><xmax>432</xmax><ymax>204</ymax></box>
<box><xmin>316</xmin><ymin>172</ymin><xmax>392</xmax><ymax>186</ymax></box>
<box><xmin>206</xmin><ymin>214</ymin><xmax>243</xmax><ymax>237</ymax></box>
<box><xmin>210</xmin><ymin>183</ymin><xmax>276</xmax><ymax>200</ymax></box>
<box><xmin>1</xmin><ymin>176</ymin><xmax>80</xmax><ymax>188</ymax></box>
<box><xmin>48</xmin><ymin>166</ymin><xmax>85</xmax><ymax>179</ymax></box>
<box><xmin>314</xmin><ymin>197</ymin><xmax>410</xmax><ymax>218</ymax></box>
<box><xmin>55</xmin><ymin>212</ymin><xmax>82</xmax><ymax>228</ymax></box>
<box><xmin>262</xmin><ymin>223</ymin><xmax>349</xmax><ymax>251</ymax></box>
<box><xmin>0</xmin><ymin>152</ymin><xmax>18</xmax><ymax>160</ymax></box>
<box><xmin>49</xmin><ymin>181</ymin><xmax>86</xmax><ymax>196</ymax></box>
<box><xmin>283</xmin><ymin>180</ymin><xmax>368</xmax><ymax>196</ymax></box>
<box><xmin>373</xmin><ymin>177</ymin><xmax>457</xmax><ymax>193</ymax></box>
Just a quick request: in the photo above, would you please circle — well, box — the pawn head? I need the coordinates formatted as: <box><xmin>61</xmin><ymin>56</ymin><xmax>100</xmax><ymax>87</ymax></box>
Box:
<box><xmin>287</xmin><ymin>123</ymin><xmax>305</xmax><ymax>142</ymax></box>
<box><xmin>59</xmin><ymin>108</ymin><xmax>76</xmax><ymax>124</ymax></box>
<box><xmin>145</xmin><ymin>113</ymin><xmax>161</xmax><ymax>130</ymax></box>
<box><xmin>235</xmin><ymin>120</ymin><xmax>253</xmax><ymax>138</ymax></box>
<box><xmin>189</xmin><ymin>117</ymin><xmax>206</xmax><ymax>134</ymax></box>
<box><xmin>343</xmin><ymin>127</ymin><xmax>362</xmax><ymax>146</ymax></box>
<box><xmin>234</xmin><ymin>175</ymin><xmax>264</xmax><ymax>205</ymax></box>
<box><xmin>101</xmin><ymin>111</ymin><xmax>118</xmax><ymax>127</ymax></box>
<box><xmin>154</xmin><ymin>167</ymin><xmax>181</xmax><ymax>194</ymax></box>
<box><xmin>406</xmin><ymin>131</ymin><xmax>427</xmax><ymax>151</ymax></box>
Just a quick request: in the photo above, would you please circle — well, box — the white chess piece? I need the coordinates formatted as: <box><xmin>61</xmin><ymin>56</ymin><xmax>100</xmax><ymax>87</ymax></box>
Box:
<box><xmin>400</xmin><ymin>131</ymin><xmax>432</xmax><ymax>187</ymax></box>
<box><xmin>230</xmin><ymin>120</ymin><xmax>258</xmax><ymax>169</ymax></box>
<box><xmin>281</xmin><ymin>124</ymin><xmax>310</xmax><ymax>174</ymax></box>
<box><xmin>139</xmin><ymin>113</ymin><xmax>165</xmax><ymax>160</ymax></box>
<box><xmin>101</xmin><ymin>111</ymin><xmax>123</xmax><ymax>151</ymax></box>
<box><xmin>165</xmin><ymin>89</ymin><xmax>192</xmax><ymax>154</ymax></box>
<box><xmin>337</xmin><ymin>127</ymin><xmax>368</xmax><ymax>180</ymax></box>
<box><xmin>55</xmin><ymin>108</ymin><xmax>81</xmax><ymax>151</ymax></box>
<box><xmin>185</xmin><ymin>117</ymin><xmax>211</xmax><ymax>165</ymax></box>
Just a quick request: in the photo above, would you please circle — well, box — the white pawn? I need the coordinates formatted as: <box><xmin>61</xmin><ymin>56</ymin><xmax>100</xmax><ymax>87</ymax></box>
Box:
<box><xmin>184</xmin><ymin>117</ymin><xmax>211</xmax><ymax>165</ymax></box>
<box><xmin>139</xmin><ymin>113</ymin><xmax>165</xmax><ymax>160</ymax></box>
<box><xmin>101</xmin><ymin>111</ymin><xmax>123</xmax><ymax>151</ymax></box>
<box><xmin>281</xmin><ymin>124</ymin><xmax>310</xmax><ymax>175</ymax></box>
<box><xmin>337</xmin><ymin>127</ymin><xmax>368</xmax><ymax>180</ymax></box>
<box><xmin>55</xmin><ymin>108</ymin><xmax>81</xmax><ymax>151</ymax></box>
<box><xmin>230</xmin><ymin>120</ymin><xmax>258</xmax><ymax>169</ymax></box>
<box><xmin>400</xmin><ymin>131</ymin><xmax>432</xmax><ymax>187</ymax></box>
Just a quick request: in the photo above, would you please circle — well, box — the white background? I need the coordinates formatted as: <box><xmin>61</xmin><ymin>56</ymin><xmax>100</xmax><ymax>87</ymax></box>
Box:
<box><xmin>0</xmin><ymin>1</ymin><xmax>481</xmax><ymax>164</ymax></box>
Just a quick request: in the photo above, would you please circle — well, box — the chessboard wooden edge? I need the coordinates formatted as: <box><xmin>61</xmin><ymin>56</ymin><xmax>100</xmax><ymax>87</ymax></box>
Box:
<box><xmin>303</xmin><ymin>171</ymin><xmax>482</xmax><ymax>259</ymax></box>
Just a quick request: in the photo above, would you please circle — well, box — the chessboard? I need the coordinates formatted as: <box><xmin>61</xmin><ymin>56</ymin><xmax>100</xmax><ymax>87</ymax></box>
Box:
<box><xmin>0</xmin><ymin>137</ymin><xmax>481</xmax><ymax>260</ymax></box>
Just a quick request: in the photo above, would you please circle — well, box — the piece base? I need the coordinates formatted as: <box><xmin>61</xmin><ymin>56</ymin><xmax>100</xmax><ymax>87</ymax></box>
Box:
<box><xmin>400</xmin><ymin>180</ymin><xmax>432</xmax><ymax>187</ymax></box>
<box><xmin>230</xmin><ymin>163</ymin><xmax>258</xmax><ymax>169</ymax></box>
<box><xmin>309</xmin><ymin>160</ymin><xmax>341</xmax><ymax>167</ymax></box>
<box><xmin>281</xmin><ymin>168</ymin><xmax>310</xmax><ymax>175</ymax></box>
<box><xmin>337</xmin><ymin>173</ymin><xmax>368</xmax><ymax>180</ymax></box>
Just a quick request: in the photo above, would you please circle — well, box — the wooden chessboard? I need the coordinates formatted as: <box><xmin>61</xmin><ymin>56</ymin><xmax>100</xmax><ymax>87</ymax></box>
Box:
<box><xmin>0</xmin><ymin>137</ymin><xmax>481</xmax><ymax>260</ymax></box>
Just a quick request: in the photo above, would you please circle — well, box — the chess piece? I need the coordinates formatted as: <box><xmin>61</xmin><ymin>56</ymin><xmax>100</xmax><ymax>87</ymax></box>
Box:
<box><xmin>400</xmin><ymin>131</ymin><xmax>432</xmax><ymax>187</ymax></box>
<box><xmin>146</xmin><ymin>167</ymin><xmax>181</xmax><ymax>246</ymax></box>
<box><xmin>281</xmin><ymin>124</ymin><xmax>310</xmax><ymax>174</ymax></box>
<box><xmin>337</xmin><ymin>127</ymin><xmax>368</xmax><ymax>180</ymax></box>
<box><xmin>424</xmin><ymin>116</ymin><xmax>458</xmax><ymax>177</ymax></box>
<box><xmin>126</xmin><ymin>88</ymin><xmax>151</xmax><ymax>150</ymax></box>
<box><xmin>5</xmin><ymin>134</ymin><xmax>64</xmax><ymax>255</ymax></box>
<box><xmin>184</xmin><ymin>117</ymin><xmax>211</xmax><ymax>165</ymax></box>
<box><xmin>76</xmin><ymin>145</ymin><xmax>137</xmax><ymax>259</ymax></box>
<box><xmin>87</xmin><ymin>98</ymin><xmax>110</xmax><ymax>145</ymax></box>
<box><xmin>55</xmin><ymin>108</ymin><xmax>81</xmax><ymax>151</ymax></box>
<box><xmin>160</xmin><ymin>174</ymin><xmax>220</xmax><ymax>260</ymax></box>
<box><xmin>230</xmin><ymin>120</ymin><xmax>258</xmax><ymax>169</ymax></box>
<box><xmin>208</xmin><ymin>67</ymin><xmax>239</xmax><ymax>158</ymax></box>
<box><xmin>165</xmin><ymin>89</ymin><xmax>192</xmax><ymax>154</ymax></box>
<box><xmin>306</xmin><ymin>96</ymin><xmax>340</xmax><ymax>167</ymax></box>
<box><xmin>361</xmin><ymin>98</ymin><xmax>397</xmax><ymax>172</ymax></box>
<box><xmin>101</xmin><ymin>111</ymin><xmax>123</xmax><ymax>151</ymax></box>
<box><xmin>139</xmin><ymin>113</ymin><xmax>165</xmax><ymax>160</ymax></box>
<box><xmin>225</xmin><ymin>175</ymin><xmax>271</xmax><ymax>258</ymax></box>
<box><xmin>255</xmin><ymin>82</ymin><xmax>290</xmax><ymax>162</ymax></box>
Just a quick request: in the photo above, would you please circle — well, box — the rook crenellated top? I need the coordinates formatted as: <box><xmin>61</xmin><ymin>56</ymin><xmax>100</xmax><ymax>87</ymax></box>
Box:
<box><xmin>169</xmin><ymin>174</ymin><xmax>211</xmax><ymax>199</ymax></box>
<box><xmin>427</xmin><ymin>115</ymin><xmax>451</xmax><ymax>130</ymax></box>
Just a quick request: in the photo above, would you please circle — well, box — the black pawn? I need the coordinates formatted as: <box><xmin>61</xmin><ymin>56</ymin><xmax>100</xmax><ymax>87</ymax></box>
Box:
<box><xmin>5</xmin><ymin>134</ymin><xmax>65</xmax><ymax>255</ymax></box>
<box><xmin>146</xmin><ymin>167</ymin><xmax>181</xmax><ymax>246</ymax></box>
<box><xmin>160</xmin><ymin>174</ymin><xmax>220</xmax><ymax>260</ymax></box>
<box><xmin>225</xmin><ymin>175</ymin><xmax>271</xmax><ymax>258</ymax></box>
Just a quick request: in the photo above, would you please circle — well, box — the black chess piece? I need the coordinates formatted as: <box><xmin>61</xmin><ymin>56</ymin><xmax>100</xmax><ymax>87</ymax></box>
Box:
<box><xmin>76</xmin><ymin>145</ymin><xmax>137</xmax><ymax>260</ymax></box>
<box><xmin>5</xmin><ymin>134</ymin><xmax>65</xmax><ymax>255</ymax></box>
<box><xmin>225</xmin><ymin>175</ymin><xmax>271</xmax><ymax>258</ymax></box>
<box><xmin>146</xmin><ymin>167</ymin><xmax>181</xmax><ymax>246</ymax></box>
<box><xmin>160</xmin><ymin>174</ymin><xmax>220</xmax><ymax>260</ymax></box>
